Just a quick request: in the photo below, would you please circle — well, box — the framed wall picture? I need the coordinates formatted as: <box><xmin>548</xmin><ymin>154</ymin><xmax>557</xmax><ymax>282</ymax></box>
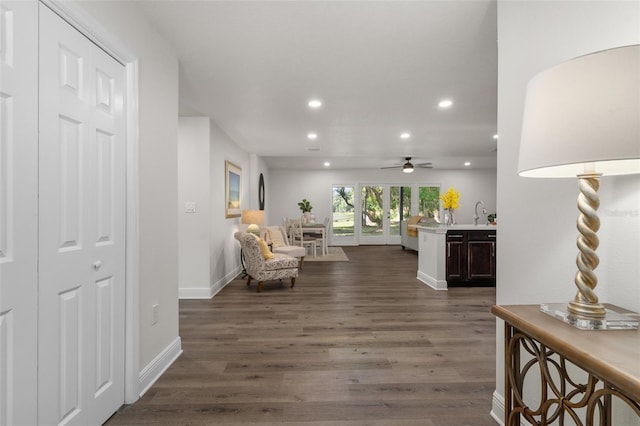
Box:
<box><xmin>225</xmin><ymin>160</ymin><xmax>241</xmax><ymax>218</ymax></box>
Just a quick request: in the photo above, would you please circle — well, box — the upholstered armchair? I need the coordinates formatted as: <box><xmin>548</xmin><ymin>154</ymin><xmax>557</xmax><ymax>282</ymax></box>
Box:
<box><xmin>262</xmin><ymin>225</ymin><xmax>307</xmax><ymax>269</ymax></box>
<box><xmin>234</xmin><ymin>232</ymin><xmax>298</xmax><ymax>292</ymax></box>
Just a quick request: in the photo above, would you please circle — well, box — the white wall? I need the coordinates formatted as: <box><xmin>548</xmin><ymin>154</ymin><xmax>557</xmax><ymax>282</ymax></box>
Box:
<box><xmin>268</xmin><ymin>167</ymin><xmax>497</xmax><ymax>231</ymax></box>
<box><xmin>178</xmin><ymin>118</ymin><xmax>211</xmax><ymax>297</ymax></box>
<box><xmin>495</xmin><ymin>0</ymin><xmax>640</xmax><ymax>422</ymax></box>
<box><xmin>209</xmin><ymin>119</ymin><xmax>253</xmax><ymax>295</ymax></box>
<box><xmin>71</xmin><ymin>0</ymin><xmax>181</xmax><ymax>381</ymax></box>
<box><xmin>178</xmin><ymin>117</ymin><xmax>266</xmax><ymax>298</ymax></box>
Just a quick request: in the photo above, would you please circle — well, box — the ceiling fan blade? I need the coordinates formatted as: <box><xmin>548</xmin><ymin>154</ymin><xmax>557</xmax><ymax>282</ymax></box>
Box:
<box><xmin>381</xmin><ymin>157</ymin><xmax>432</xmax><ymax>170</ymax></box>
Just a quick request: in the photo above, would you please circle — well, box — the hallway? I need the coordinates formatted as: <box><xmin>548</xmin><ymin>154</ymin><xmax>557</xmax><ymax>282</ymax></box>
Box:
<box><xmin>107</xmin><ymin>246</ymin><xmax>496</xmax><ymax>425</ymax></box>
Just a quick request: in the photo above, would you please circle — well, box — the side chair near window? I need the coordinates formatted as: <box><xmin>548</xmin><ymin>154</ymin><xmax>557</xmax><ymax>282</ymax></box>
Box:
<box><xmin>289</xmin><ymin>218</ymin><xmax>316</xmax><ymax>257</ymax></box>
<box><xmin>305</xmin><ymin>217</ymin><xmax>329</xmax><ymax>256</ymax></box>
<box><xmin>282</xmin><ymin>217</ymin><xmax>296</xmax><ymax>242</ymax></box>
<box><xmin>234</xmin><ymin>232</ymin><xmax>298</xmax><ymax>293</ymax></box>
<box><xmin>262</xmin><ymin>226</ymin><xmax>307</xmax><ymax>269</ymax></box>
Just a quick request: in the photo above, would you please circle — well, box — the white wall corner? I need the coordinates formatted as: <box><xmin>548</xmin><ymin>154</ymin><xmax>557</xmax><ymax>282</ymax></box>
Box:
<box><xmin>491</xmin><ymin>390</ymin><xmax>505</xmax><ymax>426</ymax></box>
<box><xmin>210</xmin><ymin>266</ymin><xmax>242</xmax><ymax>298</ymax></box>
<box><xmin>138</xmin><ymin>337</ymin><xmax>183</xmax><ymax>397</ymax></box>
<box><xmin>416</xmin><ymin>271</ymin><xmax>448</xmax><ymax>290</ymax></box>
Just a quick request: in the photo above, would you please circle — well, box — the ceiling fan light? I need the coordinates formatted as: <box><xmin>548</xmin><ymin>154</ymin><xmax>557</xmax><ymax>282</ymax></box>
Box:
<box><xmin>402</xmin><ymin>163</ymin><xmax>414</xmax><ymax>173</ymax></box>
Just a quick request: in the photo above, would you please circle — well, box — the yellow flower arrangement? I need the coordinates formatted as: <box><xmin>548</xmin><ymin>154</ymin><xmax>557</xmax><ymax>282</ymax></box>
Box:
<box><xmin>440</xmin><ymin>187</ymin><xmax>460</xmax><ymax>210</ymax></box>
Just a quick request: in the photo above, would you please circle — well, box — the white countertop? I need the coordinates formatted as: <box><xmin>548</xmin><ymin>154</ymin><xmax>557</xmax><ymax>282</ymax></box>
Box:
<box><xmin>412</xmin><ymin>223</ymin><xmax>497</xmax><ymax>232</ymax></box>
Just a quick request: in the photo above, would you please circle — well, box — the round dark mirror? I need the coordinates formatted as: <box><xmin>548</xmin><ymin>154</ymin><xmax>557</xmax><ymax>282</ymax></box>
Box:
<box><xmin>258</xmin><ymin>173</ymin><xmax>265</xmax><ymax>210</ymax></box>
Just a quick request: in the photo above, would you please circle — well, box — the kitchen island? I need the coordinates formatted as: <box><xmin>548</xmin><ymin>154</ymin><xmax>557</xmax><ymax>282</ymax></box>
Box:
<box><xmin>413</xmin><ymin>224</ymin><xmax>497</xmax><ymax>290</ymax></box>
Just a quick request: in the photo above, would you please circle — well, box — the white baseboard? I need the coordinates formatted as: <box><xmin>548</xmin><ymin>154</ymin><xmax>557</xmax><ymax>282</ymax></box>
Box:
<box><xmin>491</xmin><ymin>390</ymin><xmax>505</xmax><ymax>425</ymax></box>
<box><xmin>416</xmin><ymin>271</ymin><xmax>448</xmax><ymax>290</ymax></box>
<box><xmin>210</xmin><ymin>266</ymin><xmax>241</xmax><ymax>297</ymax></box>
<box><xmin>178</xmin><ymin>286</ymin><xmax>212</xmax><ymax>299</ymax></box>
<box><xmin>138</xmin><ymin>336</ymin><xmax>182</xmax><ymax>397</ymax></box>
<box><xmin>178</xmin><ymin>266</ymin><xmax>241</xmax><ymax>299</ymax></box>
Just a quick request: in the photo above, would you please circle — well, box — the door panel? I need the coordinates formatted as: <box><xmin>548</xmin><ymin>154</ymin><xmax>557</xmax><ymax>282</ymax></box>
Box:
<box><xmin>38</xmin><ymin>5</ymin><xmax>126</xmax><ymax>425</ymax></box>
<box><xmin>467</xmin><ymin>241</ymin><xmax>496</xmax><ymax>279</ymax></box>
<box><xmin>360</xmin><ymin>185</ymin><xmax>385</xmax><ymax>244</ymax></box>
<box><xmin>331</xmin><ymin>185</ymin><xmax>356</xmax><ymax>245</ymax></box>
<box><xmin>388</xmin><ymin>186</ymin><xmax>401</xmax><ymax>244</ymax></box>
<box><xmin>0</xmin><ymin>2</ymin><xmax>38</xmax><ymax>425</ymax></box>
<box><xmin>58</xmin><ymin>287</ymin><xmax>82</xmax><ymax>423</ymax></box>
<box><xmin>359</xmin><ymin>185</ymin><xmax>402</xmax><ymax>245</ymax></box>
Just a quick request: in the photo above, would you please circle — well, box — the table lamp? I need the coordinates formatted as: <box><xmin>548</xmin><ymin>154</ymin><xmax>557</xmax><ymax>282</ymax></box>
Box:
<box><xmin>241</xmin><ymin>210</ymin><xmax>264</xmax><ymax>237</ymax></box>
<box><xmin>518</xmin><ymin>44</ymin><xmax>640</xmax><ymax>330</ymax></box>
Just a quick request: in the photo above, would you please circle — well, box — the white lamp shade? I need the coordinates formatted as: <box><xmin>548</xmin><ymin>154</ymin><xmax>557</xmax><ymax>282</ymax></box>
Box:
<box><xmin>241</xmin><ymin>210</ymin><xmax>264</xmax><ymax>226</ymax></box>
<box><xmin>518</xmin><ymin>45</ymin><xmax>640</xmax><ymax>178</ymax></box>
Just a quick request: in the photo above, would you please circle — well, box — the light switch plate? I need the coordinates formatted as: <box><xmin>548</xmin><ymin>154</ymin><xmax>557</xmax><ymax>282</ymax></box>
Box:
<box><xmin>185</xmin><ymin>202</ymin><xmax>196</xmax><ymax>213</ymax></box>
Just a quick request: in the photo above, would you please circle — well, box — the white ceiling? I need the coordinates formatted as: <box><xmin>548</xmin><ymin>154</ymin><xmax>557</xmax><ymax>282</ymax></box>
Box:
<box><xmin>136</xmin><ymin>0</ymin><xmax>498</xmax><ymax>170</ymax></box>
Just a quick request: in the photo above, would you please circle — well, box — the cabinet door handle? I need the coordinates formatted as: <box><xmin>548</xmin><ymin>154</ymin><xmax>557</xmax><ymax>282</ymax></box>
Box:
<box><xmin>491</xmin><ymin>242</ymin><xmax>495</xmax><ymax>257</ymax></box>
<box><xmin>488</xmin><ymin>234</ymin><xmax>496</xmax><ymax>238</ymax></box>
<box><xmin>448</xmin><ymin>235</ymin><xmax>463</xmax><ymax>239</ymax></box>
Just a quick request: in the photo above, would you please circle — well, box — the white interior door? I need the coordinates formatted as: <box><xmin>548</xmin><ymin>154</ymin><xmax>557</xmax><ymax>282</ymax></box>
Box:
<box><xmin>38</xmin><ymin>4</ymin><xmax>126</xmax><ymax>425</ymax></box>
<box><xmin>0</xmin><ymin>2</ymin><xmax>39</xmax><ymax>425</ymax></box>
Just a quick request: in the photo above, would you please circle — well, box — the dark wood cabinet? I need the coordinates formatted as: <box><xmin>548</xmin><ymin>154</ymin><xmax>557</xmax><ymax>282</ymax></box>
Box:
<box><xmin>445</xmin><ymin>232</ymin><xmax>465</xmax><ymax>281</ymax></box>
<box><xmin>446</xmin><ymin>230</ymin><xmax>496</xmax><ymax>286</ymax></box>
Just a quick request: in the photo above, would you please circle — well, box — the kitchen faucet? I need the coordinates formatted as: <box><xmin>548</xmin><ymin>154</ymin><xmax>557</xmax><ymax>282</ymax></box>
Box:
<box><xmin>474</xmin><ymin>201</ymin><xmax>487</xmax><ymax>225</ymax></box>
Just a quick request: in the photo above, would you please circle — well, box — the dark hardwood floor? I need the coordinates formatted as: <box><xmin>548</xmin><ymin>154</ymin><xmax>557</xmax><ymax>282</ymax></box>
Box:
<box><xmin>106</xmin><ymin>246</ymin><xmax>497</xmax><ymax>425</ymax></box>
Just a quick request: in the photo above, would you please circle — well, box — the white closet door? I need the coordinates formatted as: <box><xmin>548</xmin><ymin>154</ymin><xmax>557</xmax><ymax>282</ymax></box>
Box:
<box><xmin>0</xmin><ymin>2</ymin><xmax>38</xmax><ymax>425</ymax></box>
<box><xmin>38</xmin><ymin>4</ymin><xmax>126</xmax><ymax>425</ymax></box>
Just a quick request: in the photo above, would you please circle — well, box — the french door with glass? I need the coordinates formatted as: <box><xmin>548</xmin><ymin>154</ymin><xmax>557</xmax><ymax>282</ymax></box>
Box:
<box><xmin>359</xmin><ymin>185</ymin><xmax>403</xmax><ymax>245</ymax></box>
<box><xmin>331</xmin><ymin>185</ymin><xmax>356</xmax><ymax>246</ymax></box>
<box><xmin>331</xmin><ymin>184</ymin><xmax>441</xmax><ymax>246</ymax></box>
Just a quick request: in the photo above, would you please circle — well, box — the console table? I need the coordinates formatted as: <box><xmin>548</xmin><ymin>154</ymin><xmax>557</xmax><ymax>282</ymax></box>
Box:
<box><xmin>492</xmin><ymin>304</ymin><xmax>640</xmax><ymax>425</ymax></box>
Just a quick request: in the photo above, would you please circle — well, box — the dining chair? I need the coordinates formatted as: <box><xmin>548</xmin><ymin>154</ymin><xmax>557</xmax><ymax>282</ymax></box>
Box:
<box><xmin>290</xmin><ymin>218</ymin><xmax>316</xmax><ymax>257</ymax></box>
<box><xmin>307</xmin><ymin>217</ymin><xmax>329</xmax><ymax>256</ymax></box>
<box><xmin>282</xmin><ymin>217</ymin><xmax>295</xmax><ymax>244</ymax></box>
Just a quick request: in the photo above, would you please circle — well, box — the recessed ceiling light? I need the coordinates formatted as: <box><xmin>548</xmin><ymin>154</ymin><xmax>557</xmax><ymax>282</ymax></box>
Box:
<box><xmin>400</xmin><ymin>132</ymin><xmax>411</xmax><ymax>139</ymax></box>
<box><xmin>308</xmin><ymin>99</ymin><xmax>322</xmax><ymax>108</ymax></box>
<box><xmin>493</xmin><ymin>134</ymin><xmax>499</xmax><ymax>139</ymax></box>
<box><xmin>307</xmin><ymin>133</ymin><xmax>318</xmax><ymax>140</ymax></box>
<box><xmin>324</xmin><ymin>162</ymin><xmax>331</xmax><ymax>167</ymax></box>
<box><xmin>438</xmin><ymin>99</ymin><xmax>453</xmax><ymax>108</ymax></box>
<box><xmin>464</xmin><ymin>161</ymin><xmax>471</xmax><ymax>166</ymax></box>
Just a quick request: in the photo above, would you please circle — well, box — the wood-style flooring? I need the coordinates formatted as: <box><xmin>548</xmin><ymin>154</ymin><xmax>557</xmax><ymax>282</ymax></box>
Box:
<box><xmin>106</xmin><ymin>245</ymin><xmax>497</xmax><ymax>426</ymax></box>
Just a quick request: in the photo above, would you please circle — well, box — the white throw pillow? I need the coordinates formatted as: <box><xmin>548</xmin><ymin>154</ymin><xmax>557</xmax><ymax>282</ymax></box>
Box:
<box><xmin>268</xmin><ymin>229</ymin><xmax>286</xmax><ymax>248</ymax></box>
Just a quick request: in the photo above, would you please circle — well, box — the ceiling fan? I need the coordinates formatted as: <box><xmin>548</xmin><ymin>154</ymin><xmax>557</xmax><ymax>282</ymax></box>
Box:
<box><xmin>381</xmin><ymin>157</ymin><xmax>433</xmax><ymax>173</ymax></box>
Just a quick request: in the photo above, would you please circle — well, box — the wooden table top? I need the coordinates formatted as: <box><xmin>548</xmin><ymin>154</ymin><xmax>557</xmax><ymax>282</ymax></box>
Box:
<box><xmin>301</xmin><ymin>223</ymin><xmax>325</xmax><ymax>228</ymax></box>
<box><xmin>492</xmin><ymin>304</ymin><xmax>640</xmax><ymax>401</ymax></box>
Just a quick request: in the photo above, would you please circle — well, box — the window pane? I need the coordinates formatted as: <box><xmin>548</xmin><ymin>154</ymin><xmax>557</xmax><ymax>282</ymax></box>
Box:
<box><xmin>361</xmin><ymin>186</ymin><xmax>383</xmax><ymax>237</ymax></box>
<box><xmin>400</xmin><ymin>186</ymin><xmax>411</xmax><ymax>220</ymax></box>
<box><xmin>419</xmin><ymin>186</ymin><xmax>441</xmax><ymax>219</ymax></box>
<box><xmin>332</xmin><ymin>186</ymin><xmax>354</xmax><ymax>237</ymax></box>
